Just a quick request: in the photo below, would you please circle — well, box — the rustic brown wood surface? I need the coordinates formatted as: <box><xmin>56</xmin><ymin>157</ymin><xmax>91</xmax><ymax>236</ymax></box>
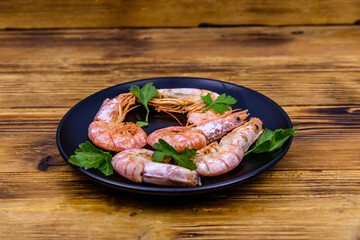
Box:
<box><xmin>0</xmin><ymin>26</ymin><xmax>359</xmax><ymax>239</ymax></box>
<box><xmin>1</xmin><ymin>0</ymin><xmax>360</xmax><ymax>29</ymax></box>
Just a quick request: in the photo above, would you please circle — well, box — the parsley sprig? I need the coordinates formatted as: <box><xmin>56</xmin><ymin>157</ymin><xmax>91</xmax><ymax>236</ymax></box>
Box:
<box><xmin>244</xmin><ymin>126</ymin><xmax>299</xmax><ymax>156</ymax></box>
<box><xmin>129</xmin><ymin>83</ymin><xmax>158</xmax><ymax>127</ymax></box>
<box><xmin>68</xmin><ymin>141</ymin><xmax>114</xmax><ymax>176</ymax></box>
<box><xmin>152</xmin><ymin>139</ymin><xmax>198</xmax><ymax>170</ymax></box>
<box><xmin>201</xmin><ymin>93</ymin><xmax>237</xmax><ymax>113</ymax></box>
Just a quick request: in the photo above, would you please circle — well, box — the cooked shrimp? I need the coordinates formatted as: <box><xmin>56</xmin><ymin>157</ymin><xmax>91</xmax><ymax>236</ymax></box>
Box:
<box><xmin>150</xmin><ymin>88</ymin><xmax>219</xmax><ymax>113</ymax></box>
<box><xmin>147</xmin><ymin>110</ymin><xmax>249</xmax><ymax>153</ymax></box>
<box><xmin>112</xmin><ymin>149</ymin><xmax>201</xmax><ymax>187</ymax></box>
<box><xmin>147</xmin><ymin>126</ymin><xmax>207</xmax><ymax>153</ymax></box>
<box><xmin>194</xmin><ymin>118</ymin><xmax>263</xmax><ymax>176</ymax></box>
<box><xmin>187</xmin><ymin>109</ymin><xmax>231</xmax><ymax>125</ymax></box>
<box><xmin>149</xmin><ymin>88</ymin><xmax>232</xmax><ymax>124</ymax></box>
<box><xmin>88</xmin><ymin>93</ymin><xmax>147</xmax><ymax>151</ymax></box>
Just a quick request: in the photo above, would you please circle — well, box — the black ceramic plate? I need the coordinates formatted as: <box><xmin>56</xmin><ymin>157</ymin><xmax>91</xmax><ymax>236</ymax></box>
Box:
<box><xmin>57</xmin><ymin>77</ymin><xmax>293</xmax><ymax>196</ymax></box>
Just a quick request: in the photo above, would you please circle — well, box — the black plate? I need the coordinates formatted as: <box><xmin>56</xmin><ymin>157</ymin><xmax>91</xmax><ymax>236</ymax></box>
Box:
<box><xmin>56</xmin><ymin>77</ymin><xmax>293</xmax><ymax>196</ymax></box>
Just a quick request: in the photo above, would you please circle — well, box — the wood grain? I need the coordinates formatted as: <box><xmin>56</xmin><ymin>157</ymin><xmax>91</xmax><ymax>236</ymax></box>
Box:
<box><xmin>0</xmin><ymin>26</ymin><xmax>359</xmax><ymax>239</ymax></box>
<box><xmin>1</xmin><ymin>0</ymin><xmax>360</xmax><ymax>29</ymax></box>
<box><xmin>1</xmin><ymin>170</ymin><xmax>360</xmax><ymax>239</ymax></box>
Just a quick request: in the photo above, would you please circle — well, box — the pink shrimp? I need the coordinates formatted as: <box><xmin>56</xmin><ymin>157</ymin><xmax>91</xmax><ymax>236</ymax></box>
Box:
<box><xmin>194</xmin><ymin>118</ymin><xmax>263</xmax><ymax>176</ymax></box>
<box><xmin>187</xmin><ymin>109</ymin><xmax>231</xmax><ymax>125</ymax></box>
<box><xmin>112</xmin><ymin>149</ymin><xmax>201</xmax><ymax>187</ymax></box>
<box><xmin>147</xmin><ymin>110</ymin><xmax>249</xmax><ymax>153</ymax></box>
<box><xmin>88</xmin><ymin>93</ymin><xmax>147</xmax><ymax>152</ymax></box>
<box><xmin>149</xmin><ymin>88</ymin><xmax>233</xmax><ymax>124</ymax></box>
<box><xmin>150</xmin><ymin>88</ymin><xmax>219</xmax><ymax>113</ymax></box>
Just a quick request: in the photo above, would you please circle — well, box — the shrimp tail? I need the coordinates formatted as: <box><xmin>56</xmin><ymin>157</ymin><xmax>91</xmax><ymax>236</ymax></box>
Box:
<box><xmin>143</xmin><ymin>163</ymin><xmax>201</xmax><ymax>187</ymax></box>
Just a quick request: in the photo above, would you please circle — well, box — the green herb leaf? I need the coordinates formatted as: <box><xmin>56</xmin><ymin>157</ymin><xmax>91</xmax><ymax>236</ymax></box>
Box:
<box><xmin>68</xmin><ymin>152</ymin><xmax>103</xmax><ymax>169</ymax></box>
<box><xmin>68</xmin><ymin>141</ymin><xmax>114</xmax><ymax>176</ymax></box>
<box><xmin>152</xmin><ymin>139</ymin><xmax>198</xmax><ymax>170</ymax></box>
<box><xmin>174</xmin><ymin>148</ymin><xmax>198</xmax><ymax>170</ymax></box>
<box><xmin>151</xmin><ymin>151</ymin><xmax>165</xmax><ymax>163</ymax></box>
<box><xmin>139</xmin><ymin>83</ymin><xmax>158</xmax><ymax>106</ymax></box>
<box><xmin>211</xmin><ymin>103</ymin><xmax>231</xmax><ymax>113</ymax></box>
<box><xmin>201</xmin><ymin>93</ymin><xmax>237</xmax><ymax>113</ymax></box>
<box><xmin>244</xmin><ymin>126</ymin><xmax>299</xmax><ymax>156</ymax></box>
<box><xmin>129</xmin><ymin>85</ymin><xmax>141</xmax><ymax>100</ymax></box>
<box><xmin>201</xmin><ymin>93</ymin><xmax>213</xmax><ymax>105</ymax></box>
<box><xmin>130</xmin><ymin>83</ymin><xmax>158</xmax><ymax>126</ymax></box>
<box><xmin>136</xmin><ymin>121</ymin><xmax>148</xmax><ymax>127</ymax></box>
<box><xmin>98</xmin><ymin>159</ymin><xmax>114</xmax><ymax>176</ymax></box>
<box><xmin>152</xmin><ymin>139</ymin><xmax>179</xmax><ymax>156</ymax></box>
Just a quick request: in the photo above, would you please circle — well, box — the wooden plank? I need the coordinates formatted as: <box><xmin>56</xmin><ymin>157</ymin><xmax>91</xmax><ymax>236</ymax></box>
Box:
<box><xmin>1</xmin><ymin>26</ymin><xmax>360</xmax><ymax>58</ymax></box>
<box><xmin>0</xmin><ymin>27</ymin><xmax>359</xmax><ymax>108</ymax></box>
<box><xmin>2</xmin><ymin>170</ymin><xmax>360</xmax><ymax>199</ymax></box>
<box><xmin>1</xmin><ymin>171</ymin><xmax>360</xmax><ymax>239</ymax></box>
<box><xmin>1</xmin><ymin>0</ymin><xmax>360</xmax><ymax>29</ymax></box>
<box><xmin>1</xmin><ymin>61</ymin><xmax>359</xmax><ymax>107</ymax></box>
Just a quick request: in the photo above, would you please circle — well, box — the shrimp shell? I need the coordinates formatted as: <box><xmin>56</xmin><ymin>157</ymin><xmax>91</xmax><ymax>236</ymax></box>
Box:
<box><xmin>194</xmin><ymin>118</ymin><xmax>263</xmax><ymax>176</ymax></box>
<box><xmin>187</xmin><ymin>109</ymin><xmax>231</xmax><ymax>125</ymax></box>
<box><xmin>149</xmin><ymin>88</ymin><xmax>220</xmax><ymax>115</ymax></box>
<box><xmin>149</xmin><ymin>88</ymin><xmax>242</xmax><ymax>125</ymax></box>
<box><xmin>89</xmin><ymin>121</ymin><xmax>147</xmax><ymax>152</ymax></box>
<box><xmin>194</xmin><ymin>110</ymin><xmax>249</xmax><ymax>143</ymax></box>
<box><xmin>112</xmin><ymin>149</ymin><xmax>201</xmax><ymax>187</ymax></box>
<box><xmin>147</xmin><ymin>126</ymin><xmax>207</xmax><ymax>153</ymax></box>
<box><xmin>88</xmin><ymin>93</ymin><xmax>147</xmax><ymax>152</ymax></box>
<box><xmin>146</xmin><ymin>110</ymin><xmax>249</xmax><ymax>153</ymax></box>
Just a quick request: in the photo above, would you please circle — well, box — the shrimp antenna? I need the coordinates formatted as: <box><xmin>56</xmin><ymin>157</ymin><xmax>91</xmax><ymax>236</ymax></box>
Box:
<box><xmin>154</xmin><ymin>106</ymin><xmax>183</xmax><ymax>126</ymax></box>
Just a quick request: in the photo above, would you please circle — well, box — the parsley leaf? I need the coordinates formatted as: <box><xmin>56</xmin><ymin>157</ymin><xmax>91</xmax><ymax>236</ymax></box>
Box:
<box><xmin>129</xmin><ymin>83</ymin><xmax>158</xmax><ymax>127</ymax></box>
<box><xmin>201</xmin><ymin>93</ymin><xmax>237</xmax><ymax>113</ymax></box>
<box><xmin>244</xmin><ymin>126</ymin><xmax>299</xmax><ymax>157</ymax></box>
<box><xmin>68</xmin><ymin>141</ymin><xmax>114</xmax><ymax>176</ymax></box>
<box><xmin>98</xmin><ymin>159</ymin><xmax>114</xmax><ymax>176</ymax></box>
<box><xmin>152</xmin><ymin>139</ymin><xmax>198</xmax><ymax>170</ymax></box>
<box><xmin>136</xmin><ymin>121</ymin><xmax>149</xmax><ymax>128</ymax></box>
<box><xmin>152</xmin><ymin>151</ymin><xmax>166</xmax><ymax>162</ymax></box>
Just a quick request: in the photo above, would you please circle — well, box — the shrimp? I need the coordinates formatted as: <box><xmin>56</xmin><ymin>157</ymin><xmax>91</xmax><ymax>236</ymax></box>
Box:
<box><xmin>112</xmin><ymin>149</ymin><xmax>201</xmax><ymax>187</ymax></box>
<box><xmin>88</xmin><ymin>93</ymin><xmax>147</xmax><ymax>152</ymax></box>
<box><xmin>150</xmin><ymin>88</ymin><xmax>219</xmax><ymax>113</ymax></box>
<box><xmin>149</xmin><ymin>88</ymin><xmax>231</xmax><ymax>124</ymax></box>
<box><xmin>194</xmin><ymin>118</ymin><xmax>263</xmax><ymax>176</ymax></box>
<box><xmin>187</xmin><ymin>108</ymin><xmax>231</xmax><ymax>125</ymax></box>
<box><xmin>147</xmin><ymin>126</ymin><xmax>207</xmax><ymax>153</ymax></box>
<box><xmin>147</xmin><ymin>110</ymin><xmax>249</xmax><ymax>153</ymax></box>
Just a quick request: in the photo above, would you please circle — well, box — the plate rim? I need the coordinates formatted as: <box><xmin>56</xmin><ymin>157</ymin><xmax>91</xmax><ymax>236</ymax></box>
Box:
<box><xmin>56</xmin><ymin>77</ymin><xmax>293</xmax><ymax>196</ymax></box>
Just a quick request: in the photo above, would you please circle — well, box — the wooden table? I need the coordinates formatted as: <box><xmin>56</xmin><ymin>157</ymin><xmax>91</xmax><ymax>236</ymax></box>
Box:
<box><xmin>1</xmin><ymin>26</ymin><xmax>359</xmax><ymax>239</ymax></box>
